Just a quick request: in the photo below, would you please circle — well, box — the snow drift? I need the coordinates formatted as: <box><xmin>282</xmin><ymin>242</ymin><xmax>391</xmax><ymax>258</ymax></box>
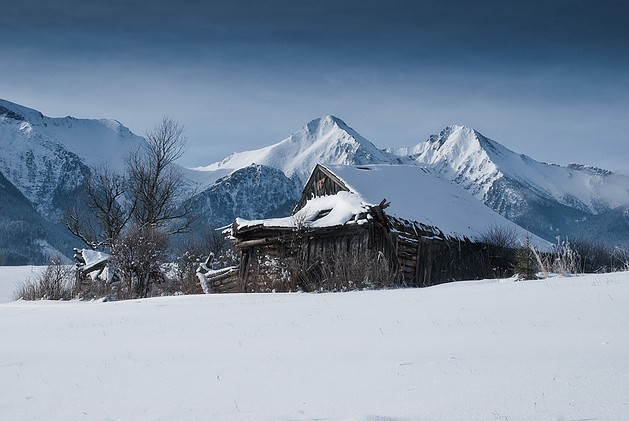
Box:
<box><xmin>1</xmin><ymin>267</ymin><xmax>627</xmax><ymax>420</ymax></box>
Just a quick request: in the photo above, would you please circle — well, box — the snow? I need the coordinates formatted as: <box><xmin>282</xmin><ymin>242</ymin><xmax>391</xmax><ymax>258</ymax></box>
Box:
<box><xmin>236</xmin><ymin>164</ymin><xmax>550</xmax><ymax>249</ymax></box>
<box><xmin>0</xmin><ymin>99</ymin><xmax>144</xmax><ymax>174</ymax></box>
<box><xmin>79</xmin><ymin>249</ymin><xmax>110</xmax><ymax>271</ymax></box>
<box><xmin>391</xmin><ymin>125</ymin><xmax>629</xmax><ymax>214</ymax></box>
<box><xmin>236</xmin><ymin>190</ymin><xmax>368</xmax><ymax>229</ymax></box>
<box><xmin>194</xmin><ymin>115</ymin><xmax>394</xmax><ymax>183</ymax></box>
<box><xmin>0</xmin><ymin>265</ymin><xmax>41</xmax><ymax>303</ymax></box>
<box><xmin>0</xmin><ymin>266</ymin><xmax>628</xmax><ymax>420</ymax></box>
<box><xmin>0</xmin><ymin>99</ymin><xmax>147</xmax><ymax>220</ymax></box>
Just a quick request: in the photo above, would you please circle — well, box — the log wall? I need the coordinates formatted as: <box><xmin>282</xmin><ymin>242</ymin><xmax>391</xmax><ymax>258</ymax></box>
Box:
<box><xmin>233</xmin><ymin>217</ymin><xmax>495</xmax><ymax>292</ymax></box>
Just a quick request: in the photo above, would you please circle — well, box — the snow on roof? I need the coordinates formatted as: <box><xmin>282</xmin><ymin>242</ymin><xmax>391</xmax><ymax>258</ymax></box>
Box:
<box><xmin>80</xmin><ymin>249</ymin><xmax>111</xmax><ymax>272</ymax></box>
<box><xmin>236</xmin><ymin>164</ymin><xmax>549</xmax><ymax>249</ymax></box>
<box><xmin>235</xmin><ymin>190</ymin><xmax>368</xmax><ymax>230</ymax></box>
<box><xmin>323</xmin><ymin>164</ymin><xmax>549</xmax><ymax>247</ymax></box>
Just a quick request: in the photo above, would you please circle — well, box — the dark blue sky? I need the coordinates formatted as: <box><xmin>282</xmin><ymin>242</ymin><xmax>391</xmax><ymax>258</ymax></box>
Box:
<box><xmin>1</xmin><ymin>0</ymin><xmax>628</xmax><ymax>171</ymax></box>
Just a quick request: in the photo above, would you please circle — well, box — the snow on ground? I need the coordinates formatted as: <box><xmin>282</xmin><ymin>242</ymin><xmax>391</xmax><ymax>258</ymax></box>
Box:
<box><xmin>0</xmin><ymin>265</ymin><xmax>41</xmax><ymax>303</ymax></box>
<box><xmin>1</xmin><ymin>268</ymin><xmax>628</xmax><ymax>420</ymax></box>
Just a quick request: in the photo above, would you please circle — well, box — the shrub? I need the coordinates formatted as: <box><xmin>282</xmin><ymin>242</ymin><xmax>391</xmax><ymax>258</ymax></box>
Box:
<box><xmin>110</xmin><ymin>224</ymin><xmax>168</xmax><ymax>299</ymax></box>
<box><xmin>14</xmin><ymin>259</ymin><xmax>77</xmax><ymax>300</ymax></box>
<box><xmin>548</xmin><ymin>237</ymin><xmax>580</xmax><ymax>275</ymax></box>
<box><xmin>479</xmin><ymin>224</ymin><xmax>518</xmax><ymax>277</ymax></box>
<box><xmin>514</xmin><ymin>233</ymin><xmax>538</xmax><ymax>280</ymax></box>
<box><xmin>286</xmin><ymin>245</ymin><xmax>399</xmax><ymax>292</ymax></box>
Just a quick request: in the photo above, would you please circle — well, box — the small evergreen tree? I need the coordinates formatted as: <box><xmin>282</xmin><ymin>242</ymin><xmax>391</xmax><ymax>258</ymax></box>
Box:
<box><xmin>514</xmin><ymin>232</ymin><xmax>538</xmax><ymax>280</ymax></box>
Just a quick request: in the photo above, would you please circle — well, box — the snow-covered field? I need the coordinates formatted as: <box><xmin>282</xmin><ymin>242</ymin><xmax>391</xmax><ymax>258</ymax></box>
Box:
<box><xmin>0</xmin><ymin>265</ymin><xmax>40</xmax><ymax>304</ymax></box>
<box><xmin>1</xmin><ymin>267</ymin><xmax>628</xmax><ymax>420</ymax></box>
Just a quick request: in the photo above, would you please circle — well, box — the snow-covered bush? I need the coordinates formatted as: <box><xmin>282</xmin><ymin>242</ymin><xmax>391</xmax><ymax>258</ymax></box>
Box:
<box><xmin>547</xmin><ymin>237</ymin><xmax>580</xmax><ymax>275</ymax></box>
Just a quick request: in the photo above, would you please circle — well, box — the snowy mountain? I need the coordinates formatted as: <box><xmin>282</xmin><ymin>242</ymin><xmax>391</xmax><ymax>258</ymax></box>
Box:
<box><xmin>188</xmin><ymin>164</ymin><xmax>301</xmax><ymax>229</ymax></box>
<box><xmin>187</xmin><ymin>116</ymin><xmax>402</xmax><ymax>230</ymax></box>
<box><xmin>0</xmin><ymin>99</ymin><xmax>146</xmax><ymax>263</ymax></box>
<box><xmin>0</xmin><ymin>169</ymin><xmax>73</xmax><ymax>264</ymax></box>
<box><xmin>195</xmin><ymin>115</ymin><xmax>396</xmax><ymax>184</ymax></box>
<box><xmin>2</xmin><ymin>97</ymin><xmax>628</xmax><ymax>263</ymax></box>
<box><xmin>388</xmin><ymin>125</ymin><xmax>629</xmax><ymax>245</ymax></box>
<box><xmin>0</xmin><ymin>99</ymin><xmax>145</xmax><ymax>221</ymax></box>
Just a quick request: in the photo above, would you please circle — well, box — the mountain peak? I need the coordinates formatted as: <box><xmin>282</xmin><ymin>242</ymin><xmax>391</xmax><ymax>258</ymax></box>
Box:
<box><xmin>308</xmin><ymin>114</ymin><xmax>345</xmax><ymax>127</ymax></box>
<box><xmin>428</xmin><ymin>125</ymin><xmax>480</xmax><ymax>145</ymax></box>
<box><xmin>197</xmin><ymin>115</ymin><xmax>394</xmax><ymax>182</ymax></box>
<box><xmin>301</xmin><ymin>115</ymin><xmax>350</xmax><ymax>138</ymax></box>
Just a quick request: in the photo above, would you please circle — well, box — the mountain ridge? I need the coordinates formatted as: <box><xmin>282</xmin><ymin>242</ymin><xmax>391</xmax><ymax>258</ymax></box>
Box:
<box><xmin>195</xmin><ymin>115</ymin><xmax>395</xmax><ymax>183</ymax></box>
<box><xmin>2</xmin><ymin>98</ymin><xmax>629</xmax><ymax>264</ymax></box>
<box><xmin>386</xmin><ymin>125</ymin><xmax>629</xmax><ymax>243</ymax></box>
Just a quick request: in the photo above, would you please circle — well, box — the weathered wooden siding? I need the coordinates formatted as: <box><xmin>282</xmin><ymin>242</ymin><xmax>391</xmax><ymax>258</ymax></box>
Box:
<box><xmin>294</xmin><ymin>165</ymin><xmax>349</xmax><ymax>212</ymax></box>
<box><xmin>232</xmin><ymin>214</ymin><xmax>496</xmax><ymax>292</ymax></box>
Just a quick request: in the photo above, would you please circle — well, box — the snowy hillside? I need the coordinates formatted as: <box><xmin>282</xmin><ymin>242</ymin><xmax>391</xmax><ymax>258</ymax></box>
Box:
<box><xmin>389</xmin><ymin>125</ymin><xmax>629</xmax><ymax>244</ymax></box>
<box><xmin>188</xmin><ymin>164</ymin><xmax>302</xmax><ymax>228</ymax></box>
<box><xmin>0</xmin><ymin>99</ymin><xmax>143</xmax><ymax>172</ymax></box>
<box><xmin>0</xmin><ymin>99</ymin><xmax>145</xmax><ymax>221</ymax></box>
<box><xmin>1</xmin><ymin>268</ymin><xmax>627</xmax><ymax>420</ymax></box>
<box><xmin>196</xmin><ymin>115</ymin><xmax>396</xmax><ymax>183</ymax></box>
<box><xmin>0</xmin><ymin>170</ymin><xmax>70</xmax><ymax>264</ymax></box>
<box><xmin>390</xmin><ymin>125</ymin><xmax>629</xmax><ymax>213</ymax></box>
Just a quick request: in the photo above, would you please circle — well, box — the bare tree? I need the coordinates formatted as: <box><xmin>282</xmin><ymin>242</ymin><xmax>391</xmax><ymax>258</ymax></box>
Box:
<box><xmin>65</xmin><ymin>117</ymin><xmax>197</xmax><ymax>299</ymax></box>
<box><xmin>67</xmin><ymin>117</ymin><xmax>193</xmax><ymax>248</ymax></box>
<box><xmin>127</xmin><ymin>116</ymin><xmax>194</xmax><ymax>233</ymax></box>
<box><xmin>88</xmin><ymin>165</ymin><xmax>134</xmax><ymax>245</ymax></box>
<box><xmin>67</xmin><ymin>165</ymin><xmax>134</xmax><ymax>249</ymax></box>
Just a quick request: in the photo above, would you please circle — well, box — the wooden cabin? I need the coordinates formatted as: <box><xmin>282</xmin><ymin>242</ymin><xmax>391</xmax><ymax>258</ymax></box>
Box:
<box><xmin>223</xmin><ymin>164</ymin><xmax>540</xmax><ymax>293</ymax></box>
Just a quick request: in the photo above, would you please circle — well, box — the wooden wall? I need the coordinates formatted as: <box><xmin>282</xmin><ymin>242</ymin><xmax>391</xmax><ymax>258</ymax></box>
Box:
<box><xmin>234</xmin><ymin>217</ymin><xmax>495</xmax><ymax>292</ymax></box>
<box><xmin>294</xmin><ymin>165</ymin><xmax>349</xmax><ymax>212</ymax></box>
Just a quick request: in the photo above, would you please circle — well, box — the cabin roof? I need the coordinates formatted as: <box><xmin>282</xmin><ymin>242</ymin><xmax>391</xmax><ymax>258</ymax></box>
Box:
<box><xmin>234</xmin><ymin>163</ymin><xmax>550</xmax><ymax>248</ymax></box>
<box><xmin>320</xmin><ymin>164</ymin><xmax>506</xmax><ymax>240</ymax></box>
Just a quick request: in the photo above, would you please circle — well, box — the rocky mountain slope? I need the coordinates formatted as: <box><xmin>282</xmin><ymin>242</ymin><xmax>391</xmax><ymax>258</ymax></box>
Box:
<box><xmin>0</xmin><ymin>99</ymin><xmax>145</xmax><ymax>262</ymax></box>
<box><xmin>0</xmin><ymin>99</ymin><xmax>145</xmax><ymax>222</ymax></box>
<box><xmin>0</xmin><ymin>169</ymin><xmax>74</xmax><ymax>264</ymax></box>
<box><xmin>387</xmin><ymin>125</ymin><xmax>629</xmax><ymax>244</ymax></box>
<box><xmin>188</xmin><ymin>164</ymin><xmax>301</xmax><ymax>229</ymax></box>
